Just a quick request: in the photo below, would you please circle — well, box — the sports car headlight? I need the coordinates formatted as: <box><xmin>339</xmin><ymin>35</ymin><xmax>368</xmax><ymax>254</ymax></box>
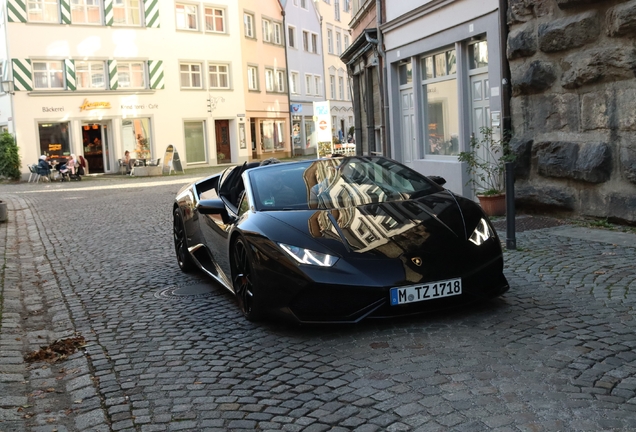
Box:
<box><xmin>469</xmin><ymin>218</ymin><xmax>494</xmax><ymax>246</ymax></box>
<box><xmin>278</xmin><ymin>243</ymin><xmax>339</xmax><ymax>267</ymax></box>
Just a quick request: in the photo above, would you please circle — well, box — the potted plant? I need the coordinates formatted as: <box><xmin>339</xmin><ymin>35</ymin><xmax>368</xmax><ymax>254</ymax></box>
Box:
<box><xmin>457</xmin><ymin>127</ymin><xmax>514</xmax><ymax>216</ymax></box>
<box><xmin>217</xmin><ymin>152</ymin><xmax>226</xmax><ymax>162</ymax></box>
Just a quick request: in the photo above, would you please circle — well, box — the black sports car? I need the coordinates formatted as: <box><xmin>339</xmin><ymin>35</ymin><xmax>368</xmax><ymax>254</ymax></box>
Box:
<box><xmin>173</xmin><ymin>156</ymin><xmax>509</xmax><ymax>323</ymax></box>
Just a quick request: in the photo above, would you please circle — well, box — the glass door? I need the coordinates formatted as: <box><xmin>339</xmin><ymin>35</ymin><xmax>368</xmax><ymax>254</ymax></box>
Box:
<box><xmin>102</xmin><ymin>123</ymin><xmax>112</xmax><ymax>172</ymax></box>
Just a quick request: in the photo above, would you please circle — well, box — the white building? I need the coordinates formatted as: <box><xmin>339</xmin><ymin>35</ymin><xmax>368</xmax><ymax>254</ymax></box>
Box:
<box><xmin>0</xmin><ymin>0</ymin><xmax>250</xmax><ymax>178</ymax></box>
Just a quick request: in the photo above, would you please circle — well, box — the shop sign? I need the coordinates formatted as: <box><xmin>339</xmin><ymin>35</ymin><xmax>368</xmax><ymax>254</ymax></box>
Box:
<box><xmin>79</xmin><ymin>99</ymin><xmax>112</xmax><ymax>112</ymax></box>
<box><xmin>313</xmin><ymin>101</ymin><xmax>332</xmax><ymax>143</ymax></box>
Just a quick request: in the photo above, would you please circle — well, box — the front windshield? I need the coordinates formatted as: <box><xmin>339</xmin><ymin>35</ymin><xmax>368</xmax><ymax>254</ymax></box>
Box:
<box><xmin>249</xmin><ymin>157</ymin><xmax>441</xmax><ymax>211</ymax></box>
<box><xmin>248</xmin><ymin>157</ymin><xmax>442</xmax><ymax>210</ymax></box>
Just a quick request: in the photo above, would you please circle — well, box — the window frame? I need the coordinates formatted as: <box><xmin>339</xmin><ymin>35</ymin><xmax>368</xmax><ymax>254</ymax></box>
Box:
<box><xmin>76</xmin><ymin>60</ymin><xmax>107</xmax><ymax>90</ymax></box>
<box><xmin>302</xmin><ymin>30</ymin><xmax>309</xmax><ymax>52</ymax></box>
<box><xmin>336</xmin><ymin>32</ymin><xmax>342</xmax><ymax>55</ymax></box>
<box><xmin>244</xmin><ymin>12</ymin><xmax>255</xmax><ymax>38</ymax></box>
<box><xmin>330</xmin><ymin>75</ymin><xmax>336</xmax><ymax>99</ymax></box>
<box><xmin>117</xmin><ymin>61</ymin><xmax>147</xmax><ymax>89</ymax></box>
<box><xmin>27</xmin><ymin>0</ymin><xmax>59</xmax><ymax>23</ymax></box>
<box><xmin>276</xmin><ymin>70</ymin><xmax>285</xmax><ymax>93</ymax></box>
<box><xmin>180</xmin><ymin>62</ymin><xmax>203</xmax><ymax>89</ymax></box>
<box><xmin>112</xmin><ymin>0</ymin><xmax>141</xmax><ymax>26</ymax></box>
<box><xmin>265</xmin><ymin>68</ymin><xmax>275</xmax><ymax>92</ymax></box>
<box><xmin>176</xmin><ymin>3</ymin><xmax>199</xmax><ymax>31</ymax></box>
<box><xmin>290</xmin><ymin>71</ymin><xmax>299</xmax><ymax>94</ymax></box>
<box><xmin>32</xmin><ymin>60</ymin><xmax>65</xmax><ymax>90</ymax></box>
<box><xmin>204</xmin><ymin>6</ymin><xmax>225</xmax><ymax>33</ymax></box>
<box><xmin>273</xmin><ymin>22</ymin><xmax>282</xmax><ymax>45</ymax></box>
<box><xmin>288</xmin><ymin>25</ymin><xmax>296</xmax><ymax>48</ymax></box>
<box><xmin>262</xmin><ymin>18</ymin><xmax>271</xmax><ymax>43</ymax></box>
<box><xmin>247</xmin><ymin>65</ymin><xmax>259</xmax><ymax>91</ymax></box>
<box><xmin>208</xmin><ymin>63</ymin><xmax>230</xmax><ymax>89</ymax></box>
<box><xmin>70</xmin><ymin>0</ymin><xmax>102</xmax><ymax>25</ymax></box>
<box><xmin>305</xmin><ymin>74</ymin><xmax>312</xmax><ymax>95</ymax></box>
<box><xmin>314</xmin><ymin>75</ymin><xmax>322</xmax><ymax>96</ymax></box>
<box><xmin>327</xmin><ymin>29</ymin><xmax>333</xmax><ymax>54</ymax></box>
<box><xmin>334</xmin><ymin>0</ymin><xmax>340</xmax><ymax>21</ymax></box>
<box><xmin>311</xmin><ymin>33</ymin><xmax>318</xmax><ymax>54</ymax></box>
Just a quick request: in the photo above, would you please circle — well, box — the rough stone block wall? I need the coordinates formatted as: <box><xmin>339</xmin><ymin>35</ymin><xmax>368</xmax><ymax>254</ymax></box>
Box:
<box><xmin>508</xmin><ymin>0</ymin><xmax>636</xmax><ymax>223</ymax></box>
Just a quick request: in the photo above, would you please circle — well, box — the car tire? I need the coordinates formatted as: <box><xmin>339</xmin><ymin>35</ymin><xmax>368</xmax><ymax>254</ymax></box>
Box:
<box><xmin>173</xmin><ymin>208</ymin><xmax>195</xmax><ymax>273</ymax></box>
<box><xmin>231</xmin><ymin>236</ymin><xmax>262</xmax><ymax>321</ymax></box>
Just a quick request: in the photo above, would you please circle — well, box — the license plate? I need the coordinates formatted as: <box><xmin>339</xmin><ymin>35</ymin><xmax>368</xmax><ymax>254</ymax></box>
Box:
<box><xmin>390</xmin><ymin>278</ymin><xmax>462</xmax><ymax>306</ymax></box>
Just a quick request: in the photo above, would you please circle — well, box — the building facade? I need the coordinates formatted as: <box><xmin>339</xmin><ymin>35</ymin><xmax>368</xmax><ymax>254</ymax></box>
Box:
<box><xmin>315</xmin><ymin>0</ymin><xmax>354</xmax><ymax>145</ymax></box>
<box><xmin>0</xmin><ymin>0</ymin><xmax>292</xmax><ymax>179</ymax></box>
<box><xmin>282</xmin><ymin>0</ymin><xmax>323</xmax><ymax>156</ymax></box>
<box><xmin>382</xmin><ymin>0</ymin><xmax>506</xmax><ymax>198</ymax></box>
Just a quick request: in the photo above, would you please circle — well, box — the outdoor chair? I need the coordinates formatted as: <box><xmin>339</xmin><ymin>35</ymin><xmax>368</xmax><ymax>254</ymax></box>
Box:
<box><xmin>28</xmin><ymin>164</ymin><xmax>40</xmax><ymax>183</ymax></box>
<box><xmin>117</xmin><ymin>159</ymin><xmax>128</xmax><ymax>175</ymax></box>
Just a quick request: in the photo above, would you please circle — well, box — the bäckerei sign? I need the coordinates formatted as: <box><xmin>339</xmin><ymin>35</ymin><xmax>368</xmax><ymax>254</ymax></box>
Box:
<box><xmin>79</xmin><ymin>99</ymin><xmax>112</xmax><ymax>112</ymax></box>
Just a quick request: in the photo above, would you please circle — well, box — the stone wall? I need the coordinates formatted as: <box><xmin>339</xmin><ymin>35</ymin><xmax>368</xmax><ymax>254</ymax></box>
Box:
<box><xmin>507</xmin><ymin>0</ymin><xmax>636</xmax><ymax>223</ymax></box>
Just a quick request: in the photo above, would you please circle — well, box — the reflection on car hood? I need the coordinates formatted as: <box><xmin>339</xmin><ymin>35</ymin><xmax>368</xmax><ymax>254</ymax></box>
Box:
<box><xmin>267</xmin><ymin>190</ymin><xmax>471</xmax><ymax>256</ymax></box>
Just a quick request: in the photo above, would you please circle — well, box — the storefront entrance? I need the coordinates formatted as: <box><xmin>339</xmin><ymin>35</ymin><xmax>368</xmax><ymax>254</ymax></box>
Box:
<box><xmin>82</xmin><ymin>122</ymin><xmax>112</xmax><ymax>174</ymax></box>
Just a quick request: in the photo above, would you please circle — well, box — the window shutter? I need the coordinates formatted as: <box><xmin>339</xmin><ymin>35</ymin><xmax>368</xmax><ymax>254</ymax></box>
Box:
<box><xmin>7</xmin><ymin>0</ymin><xmax>27</xmax><ymax>22</ymax></box>
<box><xmin>104</xmin><ymin>0</ymin><xmax>114</xmax><ymax>25</ymax></box>
<box><xmin>144</xmin><ymin>0</ymin><xmax>159</xmax><ymax>28</ymax></box>
<box><xmin>12</xmin><ymin>59</ymin><xmax>32</xmax><ymax>91</ymax></box>
<box><xmin>60</xmin><ymin>0</ymin><xmax>71</xmax><ymax>24</ymax></box>
<box><xmin>65</xmin><ymin>59</ymin><xmax>76</xmax><ymax>91</ymax></box>
<box><xmin>108</xmin><ymin>60</ymin><xmax>118</xmax><ymax>90</ymax></box>
<box><xmin>148</xmin><ymin>60</ymin><xmax>164</xmax><ymax>89</ymax></box>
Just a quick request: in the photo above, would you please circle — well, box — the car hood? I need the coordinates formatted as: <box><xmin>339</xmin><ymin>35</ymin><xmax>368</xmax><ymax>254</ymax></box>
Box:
<box><xmin>263</xmin><ymin>190</ymin><xmax>485</xmax><ymax>258</ymax></box>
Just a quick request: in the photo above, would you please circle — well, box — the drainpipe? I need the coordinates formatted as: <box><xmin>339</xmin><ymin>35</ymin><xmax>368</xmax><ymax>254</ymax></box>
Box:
<box><xmin>364</xmin><ymin>32</ymin><xmax>379</xmax><ymax>155</ymax></box>
<box><xmin>499</xmin><ymin>0</ymin><xmax>515</xmax><ymax>250</ymax></box>
<box><xmin>375</xmin><ymin>0</ymin><xmax>389</xmax><ymax>158</ymax></box>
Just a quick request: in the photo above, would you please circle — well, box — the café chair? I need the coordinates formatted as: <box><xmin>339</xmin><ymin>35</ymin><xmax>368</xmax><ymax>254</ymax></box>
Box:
<box><xmin>117</xmin><ymin>159</ymin><xmax>128</xmax><ymax>175</ymax></box>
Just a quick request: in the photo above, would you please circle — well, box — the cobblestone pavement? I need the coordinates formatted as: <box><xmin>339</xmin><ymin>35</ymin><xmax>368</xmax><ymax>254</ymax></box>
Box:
<box><xmin>1</xmin><ymin>177</ymin><xmax>636</xmax><ymax>431</ymax></box>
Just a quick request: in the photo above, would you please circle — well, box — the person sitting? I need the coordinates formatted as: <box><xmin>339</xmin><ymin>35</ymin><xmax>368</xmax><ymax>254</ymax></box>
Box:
<box><xmin>124</xmin><ymin>150</ymin><xmax>134</xmax><ymax>173</ymax></box>
<box><xmin>36</xmin><ymin>155</ymin><xmax>51</xmax><ymax>180</ymax></box>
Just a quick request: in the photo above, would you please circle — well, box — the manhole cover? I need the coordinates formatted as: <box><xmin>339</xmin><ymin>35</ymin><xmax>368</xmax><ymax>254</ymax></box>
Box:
<box><xmin>154</xmin><ymin>283</ymin><xmax>216</xmax><ymax>300</ymax></box>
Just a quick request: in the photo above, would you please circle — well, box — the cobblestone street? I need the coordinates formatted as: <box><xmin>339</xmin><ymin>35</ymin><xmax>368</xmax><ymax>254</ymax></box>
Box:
<box><xmin>1</xmin><ymin>176</ymin><xmax>636</xmax><ymax>431</ymax></box>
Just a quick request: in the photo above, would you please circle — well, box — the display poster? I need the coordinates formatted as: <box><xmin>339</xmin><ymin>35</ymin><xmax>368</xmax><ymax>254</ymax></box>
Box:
<box><xmin>163</xmin><ymin>144</ymin><xmax>174</xmax><ymax>175</ymax></box>
<box><xmin>313</xmin><ymin>101</ymin><xmax>332</xmax><ymax>157</ymax></box>
<box><xmin>173</xmin><ymin>149</ymin><xmax>184</xmax><ymax>173</ymax></box>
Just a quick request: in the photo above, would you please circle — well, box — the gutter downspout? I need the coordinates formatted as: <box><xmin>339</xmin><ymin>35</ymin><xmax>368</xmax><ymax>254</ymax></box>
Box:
<box><xmin>375</xmin><ymin>0</ymin><xmax>389</xmax><ymax>158</ymax></box>
<box><xmin>364</xmin><ymin>32</ymin><xmax>378</xmax><ymax>154</ymax></box>
<box><xmin>499</xmin><ymin>0</ymin><xmax>516</xmax><ymax>250</ymax></box>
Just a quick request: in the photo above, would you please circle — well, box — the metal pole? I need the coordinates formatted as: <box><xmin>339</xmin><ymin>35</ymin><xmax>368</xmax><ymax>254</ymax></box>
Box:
<box><xmin>505</xmin><ymin>161</ymin><xmax>516</xmax><ymax>250</ymax></box>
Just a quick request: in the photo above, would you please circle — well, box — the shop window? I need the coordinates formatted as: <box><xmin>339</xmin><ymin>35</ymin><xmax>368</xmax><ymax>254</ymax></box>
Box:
<box><xmin>33</xmin><ymin>61</ymin><xmax>65</xmax><ymax>89</ymax></box>
<box><xmin>421</xmin><ymin>48</ymin><xmax>459</xmax><ymax>156</ymax></box>
<box><xmin>261</xmin><ymin>120</ymin><xmax>285</xmax><ymax>152</ymax></box>
<box><xmin>28</xmin><ymin>0</ymin><xmax>58</xmax><ymax>23</ymax></box>
<box><xmin>113</xmin><ymin>0</ymin><xmax>141</xmax><ymax>26</ymax></box>
<box><xmin>470</xmin><ymin>41</ymin><xmax>488</xmax><ymax>69</ymax></box>
<box><xmin>76</xmin><ymin>61</ymin><xmax>106</xmax><ymax>89</ymax></box>
<box><xmin>39</xmin><ymin>122</ymin><xmax>70</xmax><ymax>158</ymax></box>
<box><xmin>180</xmin><ymin>63</ymin><xmax>202</xmax><ymax>89</ymax></box>
<box><xmin>71</xmin><ymin>0</ymin><xmax>101</xmax><ymax>24</ymax></box>
<box><xmin>204</xmin><ymin>7</ymin><xmax>225</xmax><ymax>33</ymax></box>
<box><xmin>118</xmin><ymin>62</ymin><xmax>146</xmax><ymax>88</ymax></box>
<box><xmin>122</xmin><ymin>118</ymin><xmax>152</xmax><ymax>160</ymax></box>
<box><xmin>184</xmin><ymin>121</ymin><xmax>206</xmax><ymax>163</ymax></box>
<box><xmin>176</xmin><ymin>3</ymin><xmax>198</xmax><ymax>30</ymax></box>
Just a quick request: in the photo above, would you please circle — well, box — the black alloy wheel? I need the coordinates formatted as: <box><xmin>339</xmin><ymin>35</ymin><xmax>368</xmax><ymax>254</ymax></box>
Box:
<box><xmin>173</xmin><ymin>208</ymin><xmax>195</xmax><ymax>273</ymax></box>
<box><xmin>232</xmin><ymin>237</ymin><xmax>261</xmax><ymax>321</ymax></box>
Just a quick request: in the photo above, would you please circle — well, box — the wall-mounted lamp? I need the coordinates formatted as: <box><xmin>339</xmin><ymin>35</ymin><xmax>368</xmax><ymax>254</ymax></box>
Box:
<box><xmin>1</xmin><ymin>80</ymin><xmax>15</xmax><ymax>95</ymax></box>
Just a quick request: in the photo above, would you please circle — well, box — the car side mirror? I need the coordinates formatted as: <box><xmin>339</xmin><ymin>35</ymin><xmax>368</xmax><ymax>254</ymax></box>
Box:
<box><xmin>428</xmin><ymin>176</ymin><xmax>446</xmax><ymax>186</ymax></box>
<box><xmin>197</xmin><ymin>198</ymin><xmax>227</xmax><ymax>215</ymax></box>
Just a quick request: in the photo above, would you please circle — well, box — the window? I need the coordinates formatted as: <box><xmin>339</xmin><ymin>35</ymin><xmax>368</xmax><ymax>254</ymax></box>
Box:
<box><xmin>273</xmin><ymin>23</ymin><xmax>282</xmax><ymax>45</ymax></box>
<box><xmin>301</xmin><ymin>0</ymin><xmax>307</xmax><ymax>8</ymax></box>
<box><xmin>276</xmin><ymin>70</ymin><xmax>285</xmax><ymax>92</ymax></box>
<box><xmin>345</xmin><ymin>77</ymin><xmax>350</xmax><ymax>100</ymax></box>
<box><xmin>33</xmin><ymin>61</ymin><xmax>64</xmax><ymax>89</ymax></box>
<box><xmin>265</xmin><ymin>69</ymin><xmax>274</xmax><ymax>91</ymax></box>
<box><xmin>327</xmin><ymin>29</ymin><xmax>333</xmax><ymax>54</ymax></box>
<box><xmin>336</xmin><ymin>32</ymin><xmax>342</xmax><ymax>55</ymax></box>
<box><xmin>315</xmin><ymin>76</ymin><xmax>321</xmax><ymax>96</ymax></box>
<box><xmin>184</xmin><ymin>121</ymin><xmax>207</xmax><ymax>164</ymax></box>
<box><xmin>28</xmin><ymin>0</ymin><xmax>58</xmax><ymax>23</ymax></box>
<box><xmin>122</xmin><ymin>118</ymin><xmax>152</xmax><ymax>159</ymax></box>
<box><xmin>247</xmin><ymin>66</ymin><xmax>258</xmax><ymax>90</ymax></box>
<box><xmin>305</xmin><ymin>74</ymin><xmax>312</xmax><ymax>95</ymax></box>
<box><xmin>71</xmin><ymin>0</ymin><xmax>101</xmax><ymax>24</ymax></box>
<box><xmin>204</xmin><ymin>7</ymin><xmax>225</xmax><ymax>33</ymax></box>
<box><xmin>209</xmin><ymin>64</ymin><xmax>229</xmax><ymax>89</ymax></box>
<box><xmin>344</xmin><ymin>0</ymin><xmax>350</xmax><ymax>12</ymax></box>
<box><xmin>261</xmin><ymin>120</ymin><xmax>285</xmax><ymax>151</ymax></box>
<box><xmin>180</xmin><ymin>63</ymin><xmax>202</xmax><ymax>88</ymax></box>
<box><xmin>290</xmin><ymin>72</ymin><xmax>299</xmax><ymax>94</ymax></box>
<box><xmin>338</xmin><ymin>76</ymin><xmax>344</xmax><ymax>100</ymax></box>
<box><xmin>176</xmin><ymin>4</ymin><xmax>198</xmax><ymax>30</ymax></box>
<box><xmin>421</xmin><ymin>49</ymin><xmax>459</xmax><ymax>156</ymax></box>
<box><xmin>311</xmin><ymin>34</ymin><xmax>318</xmax><ymax>54</ymax></box>
<box><xmin>335</xmin><ymin>0</ymin><xmax>340</xmax><ymax>21</ymax></box>
<box><xmin>39</xmin><ymin>122</ymin><xmax>70</xmax><ymax>158</ymax></box>
<box><xmin>344</xmin><ymin>35</ymin><xmax>350</xmax><ymax>50</ymax></box>
<box><xmin>118</xmin><ymin>62</ymin><xmax>146</xmax><ymax>88</ymax></box>
<box><xmin>76</xmin><ymin>61</ymin><xmax>106</xmax><ymax>89</ymax></box>
<box><xmin>113</xmin><ymin>0</ymin><xmax>141</xmax><ymax>26</ymax></box>
<box><xmin>262</xmin><ymin>19</ymin><xmax>271</xmax><ymax>42</ymax></box>
<box><xmin>330</xmin><ymin>75</ymin><xmax>335</xmax><ymax>99</ymax></box>
<box><xmin>303</xmin><ymin>31</ymin><xmax>309</xmax><ymax>51</ymax></box>
<box><xmin>244</xmin><ymin>13</ymin><xmax>254</xmax><ymax>38</ymax></box>
<box><xmin>288</xmin><ymin>26</ymin><xmax>296</xmax><ymax>48</ymax></box>
<box><xmin>470</xmin><ymin>41</ymin><xmax>489</xmax><ymax>69</ymax></box>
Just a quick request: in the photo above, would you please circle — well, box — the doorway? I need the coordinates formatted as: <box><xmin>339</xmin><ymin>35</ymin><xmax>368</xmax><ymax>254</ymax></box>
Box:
<box><xmin>82</xmin><ymin>122</ymin><xmax>112</xmax><ymax>174</ymax></box>
<box><xmin>215</xmin><ymin>120</ymin><xmax>231</xmax><ymax>163</ymax></box>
